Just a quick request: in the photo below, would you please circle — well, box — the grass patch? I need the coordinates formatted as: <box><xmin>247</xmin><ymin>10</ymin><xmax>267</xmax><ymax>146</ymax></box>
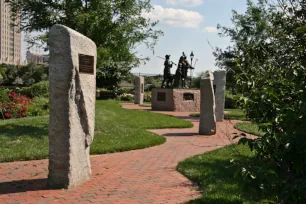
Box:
<box><xmin>177</xmin><ymin>144</ymin><xmax>275</xmax><ymax>203</ymax></box>
<box><xmin>117</xmin><ymin>100</ymin><xmax>133</xmax><ymax>103</ymax></box>
<box><xmin>0</xmin><ymin>100</ymin><xmax>192</xmax><ymax>163</ymax></box>
<box><xmin>139</xmin><ymin>103</ymin><xmax>151</xmax><ymax>107</ymax></box>
<box><xmin>234</xmin><ymin>123</ymin><xmax>265</xmax><ymax>137</ymax></box>
<box><xmin>189</xmin><ymin>109</ymin><xmax>247</xmax><ymax>121</ymax></box>
<box><xmin>224</xmin><ymin>109</ymin><xmax>247</xmax><ymax>121</ymax></box>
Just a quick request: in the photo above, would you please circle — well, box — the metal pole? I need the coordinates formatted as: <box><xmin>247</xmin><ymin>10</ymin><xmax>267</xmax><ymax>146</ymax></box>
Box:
<box><xmin>190</xmin><ymin>69</ymin><xmax>193</xmax><ymax>88</ymax></box>
<box><xmin>190</xmin><ymin>58</ymin><xmax>193</xmax><ymax>88</ymax></box>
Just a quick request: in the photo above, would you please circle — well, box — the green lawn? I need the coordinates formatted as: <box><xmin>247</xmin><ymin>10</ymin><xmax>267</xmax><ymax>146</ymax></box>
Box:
<box><xmin>189</xmin><ymin>109</ymin><xmax>247</xmax><ymax>121</ymax></box>
<box><xmin>177</xmin><ymin>144</ymin><xmax>275</xmax><ymax>203</ymax></box>
<box><xmin>0</xmin><ymin>100</ymin><xmax>192</xmax><ymax>163</ymax></box>
<box><xmin>234</xmin><ymin>123</ymin><xmax>265</xmax><ymax>137</ymax></box>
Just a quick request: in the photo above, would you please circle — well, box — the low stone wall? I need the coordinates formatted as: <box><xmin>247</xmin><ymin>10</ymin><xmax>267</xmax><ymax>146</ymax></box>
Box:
<box><xmin>152</xmin><ymin>88</ymin><xmax>200</xmax><ymax>112</ymax></box>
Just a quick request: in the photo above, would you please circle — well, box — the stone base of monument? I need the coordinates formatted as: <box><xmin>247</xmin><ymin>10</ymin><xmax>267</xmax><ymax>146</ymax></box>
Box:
<box><xmin>152</xmin><ymin>88</ymin><xmax>200</xmax><ymax>112</ymax></box>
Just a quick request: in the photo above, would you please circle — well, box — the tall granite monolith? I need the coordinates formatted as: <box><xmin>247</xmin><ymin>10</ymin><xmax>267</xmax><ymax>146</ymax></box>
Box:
<box><xmin>134</xmin><ymin>76</ymin><xmax>144</xmax><ymax>105</ymax></box>
<box><xmin>213</xmin><ymin>69</ymin><xmax>226</xmax><ymax>122</ymax></box>
<box><xmin>199</xmin><ymin>71</ymin><xmax>216</xmax><ymax>135</ymax></box>
<box><xmin>48</xmin><ymin>24</ymin><xmax>96</xmax><ymax>188</ymax></box>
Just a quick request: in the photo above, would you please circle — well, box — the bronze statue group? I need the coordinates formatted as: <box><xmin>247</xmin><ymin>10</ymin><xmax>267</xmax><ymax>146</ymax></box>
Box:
<box><xmin>161</xmin><ymin>53</ymin><xmax>195</xmax><ymax>88</ymax></box>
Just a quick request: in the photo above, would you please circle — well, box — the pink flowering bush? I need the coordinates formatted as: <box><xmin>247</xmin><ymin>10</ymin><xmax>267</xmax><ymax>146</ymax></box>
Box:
<box><xmin>0</xmin><ymin>92</ymin><xmax>32</xmax><ymax>119</ymax></box>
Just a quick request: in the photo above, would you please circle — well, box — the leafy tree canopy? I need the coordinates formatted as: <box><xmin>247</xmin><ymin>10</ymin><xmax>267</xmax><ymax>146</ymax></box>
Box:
<box><xmin>6</xmin><ymin>0</ymin><xmax>163</xmax><ymax>89</ymax></box>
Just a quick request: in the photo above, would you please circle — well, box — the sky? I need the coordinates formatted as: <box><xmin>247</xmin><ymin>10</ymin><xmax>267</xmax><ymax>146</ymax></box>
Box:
<box><xmin>21</xmin><ymin>0</ymin><xmax>249</xmax><ymax>76</ymax></box>
<box><xmin>131</xmin><ymin>0</ymin><xmax>248</xmax><ymax>75</ymax></box>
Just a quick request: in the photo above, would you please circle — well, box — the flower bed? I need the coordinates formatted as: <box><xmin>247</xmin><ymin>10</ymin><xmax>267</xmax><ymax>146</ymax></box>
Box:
<box><xmin>0</xmin><ymin>92</ymin><xmax>32</xmax><ymax>119</ymax></box>
<box><xmin>144</xmin><ymin>92</ymin><xmax>151</xmax><ymax>102</ymax></box>
<box><xmin>118</xmin><ymin>93</ymin><xmax>134</xmax><ymax>102</ymax></box>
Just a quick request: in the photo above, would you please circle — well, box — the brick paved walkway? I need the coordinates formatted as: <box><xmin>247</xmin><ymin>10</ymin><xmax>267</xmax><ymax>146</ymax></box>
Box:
<box><xmin>0</xmin><ymin>104</ymin><xmax>241</xmax><ymax>204</ymax></box>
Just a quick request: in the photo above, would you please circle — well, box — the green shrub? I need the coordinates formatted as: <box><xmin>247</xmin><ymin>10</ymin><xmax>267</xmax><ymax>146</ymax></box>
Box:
<box><xmin>191</xmin><ymin>74</ymin><xmax>201</xmax><ymax>88</ymax></box>
<box><xmin>144</xmin><ymin>76</ymin><xmax>162</xmax><ymax>91</ymax></box>
<box><xmin>144</xmin><ymin>92</ymin><xmax>151</xmax><ymax>102</ymax></box>
<box><xmin>145</xmin><ymin>84</ymin><xmax>160</xmax><ymax>91</ymax></box>
<box><xmin>225</xmin><ymin>91</ymin><xmax>242</xmax><ymax>109</ymax></box>
<box><xmin>28</xmin><ymin>97</ymin><xmax>49</xmax><ymax>116</ymax></box>
<box><xmin>21</xmin><ymin>81</ymin><xmax>49</xmax><ymax>98</ymax></box>
<box><xmin>0</xmin><ymin>63</ymin><xmax>48</xmax><ymax>86</ymax></box>
<box><xmin>0</xmin><ymin>88</ymin><xmax>9</xmax><ymax>103</ymax></box>
<box><xmin>119</xmin><ymin>87</ymin><xmax>134</xmax><ymax>94</ymax></box>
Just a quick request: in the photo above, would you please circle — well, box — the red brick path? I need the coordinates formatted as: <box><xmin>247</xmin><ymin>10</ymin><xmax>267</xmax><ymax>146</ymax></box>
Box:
<box><xmin>0</xmin><ymin>104</ymin><xmax>241</xmax><ymax>204</ymax></box>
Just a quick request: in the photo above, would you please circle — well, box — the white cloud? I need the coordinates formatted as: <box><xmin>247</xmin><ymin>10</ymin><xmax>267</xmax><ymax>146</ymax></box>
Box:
<box><xmin>143</xmin><ymin>5</ymin><xmax>203</xmax><ymax>28</ymax></box>
<box><xmin>203</xmin><ymin>26</ymin><xmax>218</xmax><ymax>33</ymax></box>
<box><xmin>165</xmin><ymin>0</ymin><xmax>204</xmax><ymax>7</ymax></box>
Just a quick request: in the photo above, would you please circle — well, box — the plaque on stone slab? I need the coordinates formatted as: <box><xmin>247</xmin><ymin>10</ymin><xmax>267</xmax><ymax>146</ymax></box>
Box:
<box><xmin>157</xmin><ymin>92</ymin><xmax>166</xmax><ymax>102</ymax></box>
<box><xmin>79</xmin><ymin>54</ymin><xmax>94</xmax><ymax>74</ymax></box>
<box><xmin>183</xmin><ymin>93</ymin><xmax>194</xmax><ymax>101</ymax></box>
<box><xmin>48</xmin><ymin>24</ymin><xmax>97</xmax><ymax>189</ymax></box>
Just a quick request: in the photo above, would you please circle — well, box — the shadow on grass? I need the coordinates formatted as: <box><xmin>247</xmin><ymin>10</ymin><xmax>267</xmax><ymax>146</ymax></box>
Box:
<box><xmin>0</xmin><ymin>123</ymin><xmax>48</xmax><ymax>140</ymax></box>
<box><xmin>0</xmin><ymin>179</ymin><xmax>49</xmax><ymax>194</ymax></box>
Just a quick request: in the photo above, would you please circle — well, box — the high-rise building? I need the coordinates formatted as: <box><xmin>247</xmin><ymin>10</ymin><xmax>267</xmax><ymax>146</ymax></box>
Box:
<box><xmin>0</xmin><ymin>0</ymin><xmax>21</xmax><ymax>65</ymax></box>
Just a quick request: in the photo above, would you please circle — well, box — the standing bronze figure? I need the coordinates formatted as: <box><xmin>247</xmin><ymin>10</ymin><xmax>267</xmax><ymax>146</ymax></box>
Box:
<box><xmin>160</xmin><ymin>52</ymin><xmax>195</xmax><ymax>89</ymax></box>
<box><xmin>173</xmin><ymin>56</ymin><xmax>185</xmax><ymax>88</ymax></box>
<box><xmin>161</xmin><ymin>55</ymin><xmax>173</xmax><ymax>88</ymax></box>
<box><xmin>182</xmin><ymin>56</ymin><xmax>188</xmax><ymax>88</ymax></box>
<box><xmin>182</xmin><ymin>57</ymin><xmax>194</xmax><ymax>88</ymax></box>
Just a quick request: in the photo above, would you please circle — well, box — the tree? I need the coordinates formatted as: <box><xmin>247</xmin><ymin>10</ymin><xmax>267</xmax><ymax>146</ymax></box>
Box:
<box><xmin>215</xmin><ymin>0</ymin><xmax>306</xmax><ymax>202</ymax></box>
<box><xmin>214</xmin><ymin>47</ymin><xmax>239</xmax><ymax>93</ymax></box>
<box><xmin>5</xmin><ymin>0</ymin><xmax>163</xmax><ymax>89</ymax></box>
<box><xmin>144</xmin><ymin>75</ymin><xmax>162</xmax><ymax>90</ymax></box>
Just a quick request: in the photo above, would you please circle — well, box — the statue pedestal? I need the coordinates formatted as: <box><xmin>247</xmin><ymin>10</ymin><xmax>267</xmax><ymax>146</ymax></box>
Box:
<box><xmin>152</xmin><ymin>88</ymin><xmax>200</xmax><ymax>112</ymax></box>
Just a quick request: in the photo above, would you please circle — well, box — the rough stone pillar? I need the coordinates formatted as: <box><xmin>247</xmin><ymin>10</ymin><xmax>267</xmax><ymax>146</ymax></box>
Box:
<box><xmin>213</xmin><ymin>70</ymin><xmax>226</xmax><ymax>122</ymax></box>
<box><xmin>199</xmin><ymin>71</ymin><xmax>216</xmax><ymax>135</ymax></box>
<box><xmin>134</xmin><ymin>76</ymin><xmax>144</xmax><ymax>105</ymax></box>
<box><xmin>48</xmin><ymin>24</ymin><xmax>96</xmax><ymax>189</ymax></box>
